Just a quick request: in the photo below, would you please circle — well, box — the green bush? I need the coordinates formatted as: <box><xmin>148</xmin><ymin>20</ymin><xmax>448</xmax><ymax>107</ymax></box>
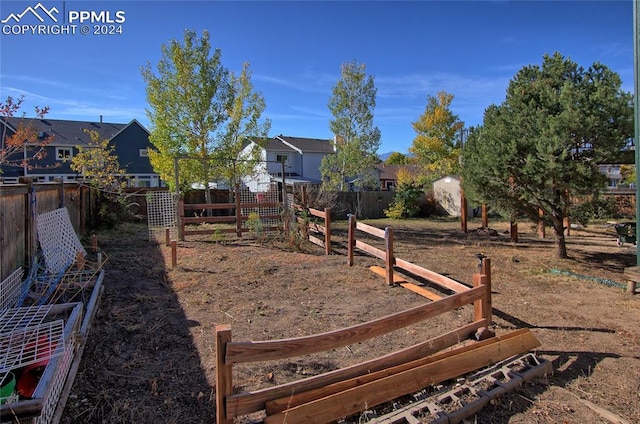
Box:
<box><xmin>384</xmin><ymin>182</ymin><xmax>424</xmax><ymax>219</ymax></box>
<box><xmin>570</xmin><ymin>197</ymin><xmax>618</xmax><ymax>226</ymax></box>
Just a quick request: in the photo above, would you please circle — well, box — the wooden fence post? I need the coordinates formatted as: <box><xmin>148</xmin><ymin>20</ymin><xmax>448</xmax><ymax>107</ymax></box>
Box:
<box><xmin>235</xmin><ymin>184</ymin><xmax>242</xmax><ymax>237</ymax></box>
<box><xmin>216</xmin><ymin>325</ymin><xmax>233</xmax><ymax>424</ymax></box>
<box><xmin>347</xmin><ymin>214</ymin><xmax>355</xmax><ymax>266</ymax></box>
<box><xmin>481</xmin><ymin>204</ymin><xmax>488</xmax><ymax>228</ymax></box>
<box><xmin>165</xmin><ymin>228</ymin><xmax>171</xmax><ymax>247</ymax></box>
<box><xmin>385</xmin><ymin>227</ymin><xmax>394</xmax><ymax>285</ymax></box>
<box><xmin>324</xmin><ymin>208</ymin><xmax>331</xmax><ymax>255</ymax></box>
<box><xmin>171</xmin><ymin>240</ymin><xmax>177</xmax><ymax>269</ymax></box>
<box><xmin>473</xmin><ymin>274</ymin><xmax>491</xmax><ymax>329</ymax></box>
<box><xmin>178</xmin><ymin>199</ymin><xmax>185</xmax><ymax>241</ymax></box>
<box><xmin>460</xmin><ymin>181</ymin><xmax>468</xmax><ymax>233</ymax></box>
<box><xmin>301</xmin><ymin>184</ymin><xmax>307</xmax><ymax>209</ymax></box>
<box><xmin>481</xmin><ymin>258</ymin><xmax>492</xmax><ymax>327</ymax></box>
<box><xmin>510</xmin><ymin>219</ymin><xmax>518</xmax><ymax>243</ymax></box>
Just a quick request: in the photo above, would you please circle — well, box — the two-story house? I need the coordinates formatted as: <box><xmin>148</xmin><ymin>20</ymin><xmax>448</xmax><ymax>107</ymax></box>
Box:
<box><xmin>0</xmin><ymin>116</ymin><xmax>161</xmax><ymax>187</ymax></box>
<box><xmin>241</xmin><ymin>135</ymin><xmax>334</xmax><ymax>191</ymax></box>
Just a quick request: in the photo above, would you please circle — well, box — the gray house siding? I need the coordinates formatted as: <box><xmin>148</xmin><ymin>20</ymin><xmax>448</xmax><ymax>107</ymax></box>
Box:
<box><xmin>111</xmin><ymin>121</ymin><xmax>155</xmax><ymax>174</ymax></box>
<box><xmin>301</xmin><ymin>153</ymin><xmax>325</xmax><ymax>181</ymax></box>
<box><xmin>0</xmin><ymin>117</ymin><xmax>160</xmax><ymax>186</ymax></box>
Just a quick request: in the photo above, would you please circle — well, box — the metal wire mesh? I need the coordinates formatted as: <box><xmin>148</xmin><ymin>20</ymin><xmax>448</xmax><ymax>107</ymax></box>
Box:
<box><xmin>240</xmin><ymin>182</ymin><xmax>281</xmax><ymax>235</ymax></box>
<box><xmin>0</xmin><ymin>268</ymin><xmax>24</xmax><ymax>312</ymax></box>
<box><xmin>0</xmin><ymin>305</ymin><xmax>65</xmax><ymax>384</ymax></box>
<box><xmin>34</xmin><ymin>304</ymin><xmax>81</xmax><ymax>424</ymax></box>
<box><xmin>147</xmin><ymin>191</ymin><xmax>178</xmax><ymax>241</ymax></box>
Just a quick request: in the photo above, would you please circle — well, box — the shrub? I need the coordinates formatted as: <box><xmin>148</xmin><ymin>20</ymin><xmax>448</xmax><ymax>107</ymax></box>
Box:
<box><xmin>384</xmin><ymin>182</ymin><xmax>424</xmax><ymax>219</ymax></box>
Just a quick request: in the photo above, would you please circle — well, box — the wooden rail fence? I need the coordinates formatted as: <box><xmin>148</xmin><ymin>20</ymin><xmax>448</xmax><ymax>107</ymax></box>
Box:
<box><xmin>296</xmin><ymin>207</ymin><xmax>332</xmax><ymax>256</ymax></box>
<box><xmin>346</xmin><ymin>214</ymin><xmax>471</xmax><ymax>300</ymax></box>
<box><xmin>214</xmin><ymin>214</ymin><xmax>509</xmax><ymax>423</ymax></box>
<box><xmin>214</xmin><ymin>264</ymin><xmax>503</xmax><ymax>423</ymax></box>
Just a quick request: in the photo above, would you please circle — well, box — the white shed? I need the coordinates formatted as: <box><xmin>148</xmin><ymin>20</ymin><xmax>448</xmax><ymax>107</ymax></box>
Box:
<box><xmin>432</xmin><ymin>175</ymin><xmax>474</xmax><ymax>217</ymax></box>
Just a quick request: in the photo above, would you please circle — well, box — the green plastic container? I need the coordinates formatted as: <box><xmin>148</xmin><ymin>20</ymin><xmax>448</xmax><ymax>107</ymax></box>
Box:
<box><xmin>0</xmin><ymin>372</ymin><xmax>16</xmax><ymax>404</ymax></box>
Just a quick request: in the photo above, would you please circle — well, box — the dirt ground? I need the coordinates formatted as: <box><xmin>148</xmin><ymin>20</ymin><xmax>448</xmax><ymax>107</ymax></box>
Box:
<box><xmin>60</xmin><ymin>217</ymin><xmax>640</xmax><ymax>424</ymax></box>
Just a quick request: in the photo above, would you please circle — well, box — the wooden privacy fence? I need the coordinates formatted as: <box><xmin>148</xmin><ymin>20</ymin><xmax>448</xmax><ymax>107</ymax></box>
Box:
<box><xmin>214</xmin><ymin>266</ymin><xmax>498</xmax><ymax>424</ymax></box>
<box><xmin>0</xmin><ymin>179</ymin><xmax>96</xmax><ymax>281</ymax></box>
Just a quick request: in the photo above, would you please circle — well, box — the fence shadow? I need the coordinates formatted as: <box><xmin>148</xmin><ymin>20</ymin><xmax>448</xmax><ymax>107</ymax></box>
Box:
<box><xmin>60</xmin><ymin>223</ymin><xmax>216</xmax><ymax>423</ymax></box>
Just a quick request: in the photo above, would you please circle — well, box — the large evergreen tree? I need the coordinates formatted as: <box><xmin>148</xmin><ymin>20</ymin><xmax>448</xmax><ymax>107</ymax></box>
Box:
<box><xmin>320</xmin><ymin>61</ymin><xmax>381</xmax><ymax>191</ymax></box>
<box><xmin>461</xmin><ymin>52</ymin><xmax>633</xmax><ymax>258</ymax></box>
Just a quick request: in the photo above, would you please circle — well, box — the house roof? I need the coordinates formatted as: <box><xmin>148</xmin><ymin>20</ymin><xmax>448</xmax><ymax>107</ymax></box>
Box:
<box><xmin>0</xmin><ymin>117</ymin><xmax>146</xmax><ymax>146</ymax></box>
<box><xmin>276</xmin><ymin>135</ymin><xmax>334</xmax><ymax>154</ymax></box>
<box><xmin>262</xmin><ymin>137</ymin><xmax>297</xmax><ymax>152</ymax></box>
<box><xmin>374</xmin><ymin>163</ymin><xmax>421</xmax><ymax>180</ymax></box>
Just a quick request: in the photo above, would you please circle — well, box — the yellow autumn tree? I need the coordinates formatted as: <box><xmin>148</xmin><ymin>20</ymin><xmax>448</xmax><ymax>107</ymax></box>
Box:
<box><xmin>70</xmin><ymin>129</ymin><xmax>128</xmax><ymax>226</ymax></box>
<box><xmin>409</xmin><ymin>91</ymin><xmax>463</xmax><ymax>180</ymax></box>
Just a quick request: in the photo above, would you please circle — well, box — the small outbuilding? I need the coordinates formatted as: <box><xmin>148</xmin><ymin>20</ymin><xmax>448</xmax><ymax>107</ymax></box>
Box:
<box><xmin>432</xmin><ymin>175</ymin><xmax>475</xmax><ymax>217</ymax></box>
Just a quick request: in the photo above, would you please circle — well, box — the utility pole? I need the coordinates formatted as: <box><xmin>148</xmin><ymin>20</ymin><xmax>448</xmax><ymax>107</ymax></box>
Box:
<box><xmin>635</xmin><ymin>0</ymin><xmax>640</xmax><ymax>266</ymax></box>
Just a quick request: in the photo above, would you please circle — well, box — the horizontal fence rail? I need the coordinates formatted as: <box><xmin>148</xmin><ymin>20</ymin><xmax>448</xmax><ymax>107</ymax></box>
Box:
<box><xmin>215</xmin><ymin>268</ymin><xmax>493</xmax><ymax>423</ymax></box>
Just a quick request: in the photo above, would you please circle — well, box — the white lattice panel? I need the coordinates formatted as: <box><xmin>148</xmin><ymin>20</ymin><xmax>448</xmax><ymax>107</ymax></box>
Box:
<box><xmin>0</xmin><ymin>268</ymin><xmax>24</xmax><ymax>311</ymax></box>
<box><xmin>36</xmin><ymin>208</ymin><xmax>86</xmax><ymax>275</ymax></box>
<box><xmin>0</xmin><ymin>305</ymin><xmax>65</xmax><ymax>383</ymax></box>
<box><xmin>147</xmin><ymin>191</ymin><xmax>178</xmax><ymax>241</ymax></box>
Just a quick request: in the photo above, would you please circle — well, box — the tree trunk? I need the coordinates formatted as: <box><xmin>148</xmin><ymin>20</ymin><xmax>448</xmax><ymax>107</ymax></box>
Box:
<box><xmin>551</xmin><ymin>214</ymin><xmax>568</xmax><ymax>259</ymax></box>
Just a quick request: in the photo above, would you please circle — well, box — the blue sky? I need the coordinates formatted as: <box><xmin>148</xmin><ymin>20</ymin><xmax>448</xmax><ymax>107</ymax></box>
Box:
<box><xmin>0</xmin><ymin>0</ymin><xmax>634</xmax><ymax>155</ymax></box>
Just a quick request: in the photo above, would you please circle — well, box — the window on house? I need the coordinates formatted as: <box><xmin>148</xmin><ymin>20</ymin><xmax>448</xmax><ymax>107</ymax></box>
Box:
<box><xmin>136</xmin><ymin>177</ymin><xmax>151</xmax><ymax>187</ymax></box>
<box><xmin>276</xmin><ymin>154</ymin><xmax>288</xmax><ymax>163</ymax></box>
<box><xmin>56</xmin><ymin>147</ymin><xmax>73</xmax><ymax>161</ymax></box>
<box><xmin>139</xmin><ymin>149</ymin><xmax>149</xmax><ymax>157</ymax></box>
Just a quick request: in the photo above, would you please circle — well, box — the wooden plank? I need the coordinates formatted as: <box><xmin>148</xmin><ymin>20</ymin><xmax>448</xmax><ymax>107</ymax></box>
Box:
<box><xmin>395</xmin><ymin>257</ymin><xmax>470</xmax><ymax>293</ymax></box>
<box><xmin>308</xmin><ymin>222</ymin><xmax>325</xmax><ymax>234</ymax></box>
<box><xmin>355</xmin><ymin>221</ymin><xmax>386</xmax><ymax>239</ymax></box>
<box><xmin>308</xmin><ymin>208</ymin><xmax>326</xmax><ymax>219</ymax></box>
<box><xmin>240</xmin><ymin>202</ymin><xmax>280</xmax><ymax>209</ymax></box>
<box><xmin>369</xmin><ymin>265</ymin><xmax>444</xmax><ymax>301</ymax></box>
<box><xmin>370</xmin><ymin>265</ymin><xmax>404</xmax><ymax>283</ymax></box>
<box><xmin>225</xmin><ymin>286</ymin><xmax>485</xmax><ymax>364</ymax></box>
<box><xmin>264</xmin><ymin>331</ymin><xmax>541</xmax><ymax>424</ymax></box>
<box><xmin>184</xmin><ymin>228</ymin><xmax>239</xmax><ymax>236</ymax></box>
<box><xmin>265</xmin><ymin>329</ymin><xmax>534</xmax><ymax>414</ymax></box>
<box><xmin>385</xmin><ymin>227</ymin><xmax>394</xmax><ymax>285</ymax></box>
<box><xmin>347</xmin><ymin>215</ymin><xmax>356</xmax><ymax>266</ymax></box>
<box><xmin>216</xmin><ymin>325</ymin><xmax>233</xmax><ymax>424</ymax></box>
<box><xmin>183</xmin><ymin>216</ymin><xmax>235</xmax><ymax>224</ymax></box>
<box><xmin>324</xmin><ymin>208</ymin><xmax>331</xmax><ymax>256</ymax></box>
<box><xmin>226</xmin><ymin>320</ymin><xmax>487</xmax><ymax>418</ymax></box>
<box><xmin>355</xmin><ymin>240</ymin><xmax>385</xmax><ymax>260</ymax></box>
<box><xmin>238</xmin><ymin>214</ymin><xmax>281</xmax><ymax>221</ymax></box>
<box><xmin>183</xmin><ymin>202</ymin><xmax>235</xmax><ymax>210</ymax></box>
<box><xmin>308</xmin><ymin>235</ymin><xmax>324</xmax><ymax>247</ymax></box>
<box><xmin>400</xmin><ymin>283</ymin><xmax>443</xmax><ymax>301</ymax></box>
